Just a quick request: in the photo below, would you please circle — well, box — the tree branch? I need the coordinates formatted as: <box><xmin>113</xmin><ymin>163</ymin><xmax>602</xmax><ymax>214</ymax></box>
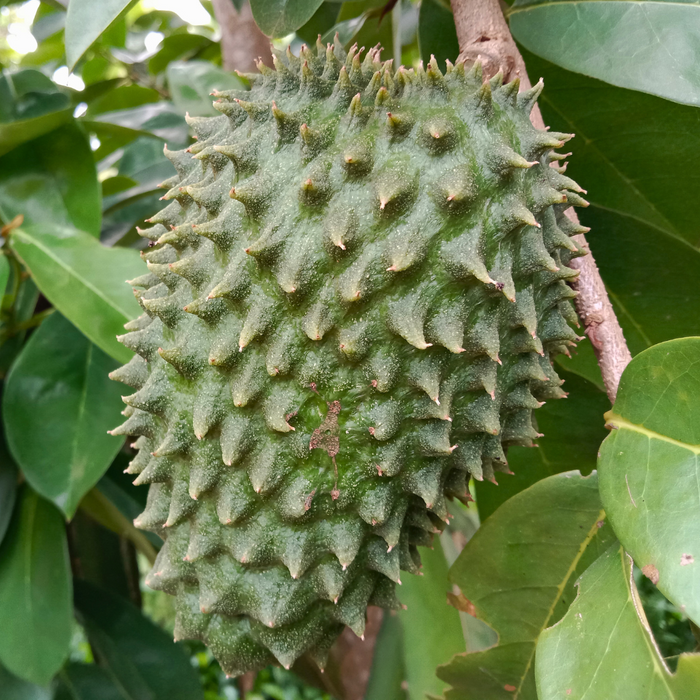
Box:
<box><xmin>211</xmin><ymin>0</ymin><xmax>272</xmax><ymax>73</ymax></box>
<box><xmin>450</xmin><ymin>0</ymin><xmax>632</xmax><ymax>402</ymax></box>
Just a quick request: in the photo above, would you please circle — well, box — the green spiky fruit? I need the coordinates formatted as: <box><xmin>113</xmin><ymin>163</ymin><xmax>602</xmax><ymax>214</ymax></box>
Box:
<box><xmin>110</xmin><ymin>40</ymin><xmax>587</xmax><ymax>675</ymax></box>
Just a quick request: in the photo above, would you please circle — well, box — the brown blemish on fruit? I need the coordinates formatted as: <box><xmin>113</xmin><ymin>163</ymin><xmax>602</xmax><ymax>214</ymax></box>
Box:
<box><xmin>310</xmin><ymin>400</ymin><xmax>341</xmax><ymax>498</ymax></box>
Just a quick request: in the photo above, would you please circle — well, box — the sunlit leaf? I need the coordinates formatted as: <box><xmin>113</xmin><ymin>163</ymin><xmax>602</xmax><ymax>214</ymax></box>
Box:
<box><xmin>439</xmin><ymin>472</ymin><xmax>615</xmax><ymax>699</ymax></box>
<box><xmin>8</xmin><ymin>223</ymin><xmax>143</xmax><ymax>363</ymax></box>
<box><xmin>398</xmin><ymin>538</ymin><xmax>464</xmax><ymax>700</ymax></box>
<box><xmin>536</xmin><ymin>545</ymin><xmax>700</xmax><ymax>699</ymax></box>
<box><xmin>65</xmin><ymin>0</ymin><xmax>134</xmax><ymax>70</ymax></box>
<box><xmin>510</xmin><ymin>0</ymin><xmax>700</xmax><ymax>106</ymax></box>
<box><xmin>599</xmin><ymin>337</ymin><xmax>700</xmax><ymax>626</ymax></box>
<box><xmin>0</xmin><ymin>123</ymin><xmax>101</xmax><ymax>237</ymax></box>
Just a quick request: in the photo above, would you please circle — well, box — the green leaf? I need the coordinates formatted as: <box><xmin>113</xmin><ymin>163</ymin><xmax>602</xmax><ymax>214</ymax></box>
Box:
<box><xmin>0</xmin><ymin>123</ymin><xmax>101</xmax><ymax>237</ymax></box>
<box><xmin>85</xmin><ymin>85</ymin><xmax>161</xmax><ymax>117</ymax></box>
<box><xmin>0</xmin><ymin>253</ymin><xmax>9</xmax><ymax>298</ymax></box>
<box><xmin>525</xmin><ymin>49</ymin><xmax>700</xmax><ymax>249</ymax></box>
<box><xmin>397</xmin><ymin>538</ymin><xmax>464</xmax><ymax>700</ymax></box>
<box><xmin>510</xmin><ymin>0</ymin><xmax>700</xmax><ymax>107</ymax></box>
<box><xmin>0</xmin><ymin>107</ymin><xmax>72</xmax><ymax>158</ymax></box>
<box><xmin>365</xmin><ymin>612</ymin><xmax>406</xmax><ymax>700</ymax></box>
<box><xmin>167</xmin><ymin>60</ymin><xmax>246</xmax><ymax>117</ymax></box>
<box><xmin>74</xmin><ymin>579</ymin><xmax>205</xmax><ymax>700</ymax></box>
<box><xmin>0</xmin><ymin>424</ymin><xmax>18</xmax><ymax>547</ymax></box>
<box><xmin>55</xmin><ymin>663</ymin><xmax>124</xmax><ymax>700</ymax></box>
<box><xmin>598</xmin><ymin>337</ymin><xmax>700</xmax><ymax>626</ymax></box>
<box><xmin>0</xmin><ymin>487</ymin><xmax>72</xmax><ymax>686</ymax></box>
<box><xmin>527</xmin><ymin>51</ymin><xmax>700</xmax><ymax>355</ymax></box>
<box><xmin>250</xmin><ymin>0</ymin><xmax>325</xmax><ymax>37</ymax></box>
<box><xmin>320</xmin><ymin>13</ymin><xmax>369</xmax><ymax>46</ymax></box>
<box><xmin>8</xmin><ymin>223</ymin><xmax>143</xmax><ymax>363</ymax></box>
<box><xmin>475</xmin><ymin>369</ymin><xmax>609</xmax><ymax>521</ymax></box>
<box><xmin>0</xmin><ymin>69</ymin><xmax>71</xmax><ymax>152</ymax></box>
<box><xmin>438</xmin><ymin>472</ymin><xmax>615</xmax><ymax>700</ymax></box>
<box><xmin>418</xmin><ymin>0</ymin><xmax>459</xmax><ymax>71</ymax></box>
<box><xmin>0</xmin><ymin>663</ymin><xmax>52</xmax><ymax>700</ymax></box>
<box><xmin>536</xmin><ymin>545</ymin><xmax>700</xmax><ymax>699</ymax></box>
<box><xmin>336</xmin><ymin>0</ymin><xmax>393</xmax><ymax>56</ymax></box>
<box><xmin>101</xmin><ymin>175</ymin><xmax>139</xmax><ymax>197</ymax></box>
<box><xmin>0</xmin><ymin>68</ymin><xmax>60</xmax><ymax>118</ymax></box>
<box><xmin>3</xmin><ymin>313</ymin><xmax>125</xmax><ymax>518</ymax></box>
<box><xmin>65</xmin><ymin>0</ymin><xmax>134</xmax><ymax>70</ymax></box>
<box><xmin>148</xmin><ymin>32</ymin><xmax>215</xmax><ymax>75</ymax></box>
<box><xmin>296</xmin><ymin>3</ymin><xmax>341</xmax><ymax>45</ymax></box>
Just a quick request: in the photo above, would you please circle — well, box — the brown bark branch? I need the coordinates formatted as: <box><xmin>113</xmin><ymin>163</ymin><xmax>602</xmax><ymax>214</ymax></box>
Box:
<box><xmin>211</xmin><ymin>0</ymin><xmax>272</xmax><ymax>73</ymax></box>
<box><xmin>450</xmin><ymin>0</ymin><xmax>631</xmax><ymax>402</ymax></box>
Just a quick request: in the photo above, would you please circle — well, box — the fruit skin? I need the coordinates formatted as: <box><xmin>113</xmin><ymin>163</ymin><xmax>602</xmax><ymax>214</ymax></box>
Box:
<box><xmin>110</xmin><ymin>38</ymin><xmax>587</xmax><ymax>675</ymax></box>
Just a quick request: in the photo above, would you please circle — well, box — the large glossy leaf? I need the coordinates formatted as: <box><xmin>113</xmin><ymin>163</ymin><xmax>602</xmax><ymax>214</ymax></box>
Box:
<box><xmin>8</xmin><ymin>223</ymin><xmax>143</xmax><ymax>363</ymax></box>
<box><xmin>0</xmin><ymin>487</ymin><xmax>72</xmax><ymax>686</ymax></box>
<box><xmin>74</xmin><ymin>579</ymin><xmax>204</xmax><ymax>700</ymax></box>
<box><xmin>438</xmin><ymin>472</ymin><xmax>615</xmax><ymax>699</ymax></box>
<box><xmin>418</xmin><ymin>0</ymin><xmax>459</xmax><ymax>70</ymax></box>
<box><xmin>397</xmin><ymin>538</ymin><xmax>464</xmax><ymax>700</ymax></box>
<box><xmin>536</xmin><ymin>545</ymin><xmax>700</xmax><ymax>699</ymax></box>
<box><xmin>598</xmin><ymin>337</ymin><xmax>700</xmax><ymax>626</ymax></box>
<box><xmin>55</xmin><ymin>664</ymin><xmax>124</xmax><ymax>700</ymax></box>
<box><xmin>0</xmin><ymin>123</ymin><xmax>101</xmax><ymax>237</ymax></box>
<box><xmin>0</xmin><ymin>664</ymin><xmax>52</xmax><ymax>700</ymax></box>
<box><xmin>3</xmin><ymin>313</ymin><xmax>125</xmax><ymax>518</ymax></box>
<box><xmin>510</xmin><ymin>0</ymin><xmax>700</xmax><ymax>107</ymax></box>
<box><xmin>251</xmin><ymin>0</ymin><xmax>325</xmax><ymax>37</ymax></box>
<box><xmin>65</xmin><ymin>0</ymin><xmax>133</xmax><ymax>70</ymax></box>
<box><xmin>527</xmin><ymin>51</ymin><xmax>700</xmax><ymax>352</ymax></box>
<box><xmin>525</xmin><ymin>49</ymin><xmax>700</xmax><ymax>249</ymax></box>
<box><xmin>167</xmin><ymin>61</ymin><xmax>245</xmax><ymax>118</ymax></box>
<box><xmin>475</xmin><ymin>369</ymin><xmax>609</xmax><ymax>521</ymax></box>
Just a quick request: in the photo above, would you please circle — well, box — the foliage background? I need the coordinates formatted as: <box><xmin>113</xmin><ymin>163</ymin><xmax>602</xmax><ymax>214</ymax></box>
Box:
<box><xmin>0</xmin><ymin>0</ymin><xmax>698</xmax><ymax>698</ymax></box>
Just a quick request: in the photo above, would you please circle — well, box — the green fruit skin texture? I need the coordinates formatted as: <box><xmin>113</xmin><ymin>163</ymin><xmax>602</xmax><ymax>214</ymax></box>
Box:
<box><xmin>110</xmin><ymin>40</ymin><xmax>587</xmax><ymax>675</ymax></box>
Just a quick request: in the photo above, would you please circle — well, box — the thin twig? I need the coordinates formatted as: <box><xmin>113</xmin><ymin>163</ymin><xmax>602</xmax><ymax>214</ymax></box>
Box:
<box><xmin>450</xmin><ymin>0</ymin><xmax>632</xmax><ymax>402</ymax></box>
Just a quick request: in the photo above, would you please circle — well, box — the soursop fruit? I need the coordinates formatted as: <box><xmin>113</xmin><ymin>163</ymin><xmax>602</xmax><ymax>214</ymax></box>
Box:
<box><xmin>110</xmin><ymin>39</ymin><xmax>588</xmax><ymax>675</ymax></box>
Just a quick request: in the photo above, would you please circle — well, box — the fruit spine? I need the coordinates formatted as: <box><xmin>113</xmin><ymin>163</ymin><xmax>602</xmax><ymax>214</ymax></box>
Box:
<box><xmin>110</xmin><ymin>38</ymin><xmax>587</xmax><ymax>675</ymax></box>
